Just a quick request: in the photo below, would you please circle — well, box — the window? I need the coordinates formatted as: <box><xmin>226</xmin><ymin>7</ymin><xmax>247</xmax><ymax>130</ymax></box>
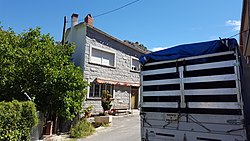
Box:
<box><xmin>131</xmin><ymin>57</ymin><xmax>140</xmax><ymax>72</ymax></box>
<box><xmin>89</xmin><ymin>82</ymin><xmax>114</xmax><ymax>98</ymax></box>
<box><xmin>90</xmin><ymin>47</ymin><xmax>116</xmax><ymax>67</ymax></box>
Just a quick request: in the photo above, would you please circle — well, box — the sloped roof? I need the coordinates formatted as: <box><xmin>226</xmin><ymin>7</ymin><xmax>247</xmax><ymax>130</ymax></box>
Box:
<box><xmin>65</xmin><ymin>22</ymin><xmax>149</xmax><ymax>54</ymax></box>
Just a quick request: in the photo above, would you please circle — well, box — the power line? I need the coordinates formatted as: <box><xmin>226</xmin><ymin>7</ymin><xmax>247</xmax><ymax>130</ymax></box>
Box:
<box><xmin>65</xmin><ymin>0</ymin><xmax>140</xmax><ymax>23</ymax></box>
<box><xmin>93</xmin><ymin>0</ymin><xmax>140</xmax><ymax>18</ymax></box>
<box><xmin>229</xmin><ymin>31</ymin><xmax>241</xmax><ymax>38</ymax></box>
<box><xmin>229</xmin><ymin>29</ymin><xmax>250</xmax><ymax>38</ymax></box>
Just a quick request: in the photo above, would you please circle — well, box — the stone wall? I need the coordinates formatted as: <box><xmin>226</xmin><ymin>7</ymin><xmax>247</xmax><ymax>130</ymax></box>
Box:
<box><xmin>83</xmin><ymin>27</ymin><xmax>144</xmax><ymax>113</ymax></box>
<box><xmin>113</xmin><ymin>86</ymin><xmax>130</xmax><ymax>109</ymax></box>
<box><xmin>84</xmin><ymin>37</ymin><xmax>140</xmax><ymax>83</ymax></box>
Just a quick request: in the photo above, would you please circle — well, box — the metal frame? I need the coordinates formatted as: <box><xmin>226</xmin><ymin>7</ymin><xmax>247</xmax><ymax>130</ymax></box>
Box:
<box><xmin>143</xmin><ymin>90</ymin><xmax>181</xmax><ymax>96</ymax></box>
<box><xmin>142</xmin><ymin>78</ymin><xmax>180</xmax><ymax>86</ymax></box>
<box><xmin>184</xmin><ymin>88</ymin><xmax>237</xmax><ymax>96</ymax></box>
<box><xmin>142</xmin><ymin>67</ymin><xmax>176</xmax><ymax>75</ymax></box>
<box><xmin>140</xmin><ymin>49</ymin><xmax>247</xmax><ymax>141</ymax></box>
<box><xmin>186</xmin><ymin>60</ymin><xmax>236</xmax><ymax>71</ymax></box>
<box><xmin>142</xmin><ymin>102</ymin><xmax>178</xmax><ymax>108</ymax></box>
<box><xmin>183</xmin><ymin>74</ymin><xmax>236</xmax><ymax>83</ymax></box>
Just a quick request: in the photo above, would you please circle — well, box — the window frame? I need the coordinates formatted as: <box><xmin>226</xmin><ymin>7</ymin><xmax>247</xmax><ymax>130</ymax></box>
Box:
<box><xmin>89</xmin><ymin>46</ymin><xmax>116</xmax><ymax>67</ymax></box>
<box><xmin>130</xmin><ymin>56</ymin><xmax>140</xmax><ymax>72</ymax></box>
<box><xmin>88</xmin><ymin>82</ymin><xmax>114</xmax><ymax>98</ymax></box>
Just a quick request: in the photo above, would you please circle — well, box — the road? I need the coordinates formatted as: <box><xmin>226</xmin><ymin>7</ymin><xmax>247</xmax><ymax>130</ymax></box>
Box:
<box><xmin>79</xmin><ymin>114</ymin><xmax>140</xmax><ymax>141</ymax></box>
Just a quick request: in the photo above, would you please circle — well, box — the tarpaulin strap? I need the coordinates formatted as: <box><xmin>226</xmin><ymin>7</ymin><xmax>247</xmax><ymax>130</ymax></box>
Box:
<box><xmin>140</xmin><ymin>112</ymin><xmax>152</xmax><ymax>126</ymax></box>
<box><xmin>177</xmin><ymin>101</ymin><xmax>181</xmax><ymax>124</ymax></box>
<box><xmin>183</xmin><ymin>60</ymin><xmax>186</xmax><ymax>74</ymax></box>
<box><xmin>227</xmin><ymin>128</ymin><xmax>245</xmax><ymax>133</ymax></box>
<box><xmin>176</xmin><ymin>61</ymin><xmax>179</xmax><ymax>74</ymax></box>
<box><xmin>220</xmin><ymin>37</ymin><xmax>229</xmax><ymax>48</ymax></box>
<box><xmin>188</xmin><ymin>115</ymin><xmax>211</xmax><ymax>132</ymax></box>
<box><xmin>185</xmin><ymin>101</ymin><xmax>188</xmax><ymax>122</ymax></box>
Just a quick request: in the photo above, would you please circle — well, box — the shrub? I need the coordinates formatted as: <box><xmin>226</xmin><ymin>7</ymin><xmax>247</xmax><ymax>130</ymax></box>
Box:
<box><xmin>70</xmin><ymin>119</ymin><xmax>95</xmax><ymax>138</ymax></box>
<box><xmin>101</xmin><ymin>90</ymin><xmax>112</xmax><ymax>112</ymax></box>
<box><xmin>84</xmin><ymin>105</ymin><xmax>94</xmax><ymax>118</ymax></box>
<box><xmin>101</xmin><ymin>123</ymin><xmax>110</xmax><ymax>127</ymax></box>
<box><xmin>0</xmin><ymin>100</ymin><xmax>38</xmax><ymax>141</ymax></box>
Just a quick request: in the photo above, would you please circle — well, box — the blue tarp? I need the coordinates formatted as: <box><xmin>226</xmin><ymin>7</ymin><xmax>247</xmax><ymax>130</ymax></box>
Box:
<box><xmin>139</xmin><ymin>38</ymin><xmax>238</xmax><ymax>65</ymax></box>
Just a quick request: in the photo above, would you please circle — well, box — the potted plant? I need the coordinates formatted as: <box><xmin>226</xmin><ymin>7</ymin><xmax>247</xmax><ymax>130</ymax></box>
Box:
<box><xmin>94</xmin><ymin>90</ymin><xmax>113</xmax><ymax>124</ymax></box>
<box><xmin>84</xmin><ymin>105</ymin><xmax>94</xmax><ymax>118</ymax></box>
<box><xmin>101</xmin><ymin>90</ymin><xmax>112</xmax><ymax>115</ymax></box>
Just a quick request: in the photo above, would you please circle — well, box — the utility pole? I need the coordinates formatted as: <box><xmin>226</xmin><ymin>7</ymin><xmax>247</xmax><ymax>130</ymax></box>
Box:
<box><xmin>61</xmin><ymin>16</ymin><xmax>66</xmax><ymax>45</ymax></box>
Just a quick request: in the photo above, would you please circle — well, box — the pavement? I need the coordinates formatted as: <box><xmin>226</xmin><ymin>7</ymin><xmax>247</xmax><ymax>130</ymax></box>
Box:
<box><xmin>79</xmin><ymin>110</ymin><xmax>140</xmax><ymax>141</ymax></box>
<box><xmin>42</xmin><ymin>109</ymin><xmax>140</xmax><ymax>141</ymax></box>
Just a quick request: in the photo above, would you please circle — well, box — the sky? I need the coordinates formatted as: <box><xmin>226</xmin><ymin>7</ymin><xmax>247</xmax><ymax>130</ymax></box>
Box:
<box><xmin>0</xmin><ymin>0</ymin><xmax>242</xmax><ymax>51</ymax></box>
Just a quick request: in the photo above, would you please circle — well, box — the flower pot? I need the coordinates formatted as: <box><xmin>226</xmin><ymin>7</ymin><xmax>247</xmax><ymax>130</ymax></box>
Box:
<box><xmin>84</xmin><ymin>112</ymin><xmax>91</xmax><ymax>118</ymax></box>
<box><xmin>44</xmin><ymin>121</ymin><xmax>53</xmax><ymax>135</ymax></box>
<box><xmin>94</xmin><ymin>116</ymin><xmax>112</xmax><ymax>124</ymax></box>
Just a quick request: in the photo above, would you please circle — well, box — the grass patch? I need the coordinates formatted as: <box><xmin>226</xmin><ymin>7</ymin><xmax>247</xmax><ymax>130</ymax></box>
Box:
<box><xmin>101</xmin><ymin>123</ymin><xmax>110</xmax><ymax>127</ymax></box>
<box><xmin>70</xmin><ymin>119</ymin><xmax>95</xmax><ymax>138</ymax></box>
<box><xmin>92</xmin><ymin>122</ymin><xmax>111</xmax><ymax>128</ymax></box>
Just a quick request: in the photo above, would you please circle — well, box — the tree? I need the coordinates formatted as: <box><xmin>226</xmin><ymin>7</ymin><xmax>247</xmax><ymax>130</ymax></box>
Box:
<box><xmin>0</xmin><ymin>27</ymin><xmax>87</xmax><ymax>123</ymax></box>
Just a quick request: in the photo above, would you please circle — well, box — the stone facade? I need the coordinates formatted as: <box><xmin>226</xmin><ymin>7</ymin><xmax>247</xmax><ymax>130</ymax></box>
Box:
<box><xmin>84</xmin><ymin>29</ymin><xmax>143</xmax><ymax>113</ymax></box>
<box><xmin>84</xmin><ymin>36</ymin><xmax>140</xmax><ymax>83</ymax></box>
<box><xmin>65</xmin><ymin>14</ymin><xmax>148</xmax><ymax>114</ymax></box>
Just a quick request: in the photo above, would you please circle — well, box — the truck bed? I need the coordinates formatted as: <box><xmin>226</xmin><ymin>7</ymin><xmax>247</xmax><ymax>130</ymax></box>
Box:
<box><xmin>140</xmin><ymin>50</ymin><xmax>247</xmax><ymax>141</ymax></box>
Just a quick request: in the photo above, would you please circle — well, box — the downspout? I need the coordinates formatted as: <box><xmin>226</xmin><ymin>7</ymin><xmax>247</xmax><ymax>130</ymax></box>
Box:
<box><xmin>129</xmin><ymin>86</ymin><xmax>132</xmax><ymax>112</ymax></box>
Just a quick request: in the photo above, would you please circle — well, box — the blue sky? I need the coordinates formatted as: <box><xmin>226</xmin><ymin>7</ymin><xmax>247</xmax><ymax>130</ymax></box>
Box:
<box><xmin>0</xmin><ymin>0</ymin><xmax>242</xmax><ymax>51</ymax></box>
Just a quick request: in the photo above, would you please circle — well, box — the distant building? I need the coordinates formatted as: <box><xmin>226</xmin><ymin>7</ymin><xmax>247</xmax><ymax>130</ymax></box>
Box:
<box><xmin>240</xmin><ymin>0</ymin><xmax>250</xmax><ymax>64</ymax></box>
<box><xmin>65</xmin><ymin>13</ymin><xmax>149</xmax><ymax>113</ymax></box>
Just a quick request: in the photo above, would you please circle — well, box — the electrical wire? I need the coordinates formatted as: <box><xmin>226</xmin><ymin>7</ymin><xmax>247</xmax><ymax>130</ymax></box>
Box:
<box><xmin>229</xmin><ymin>28</ymin><xmax>250</xmax><ymax>38</ymax></box>
<box><xmin>65</xmin><ymin>0</ymin><xmax>140</xmax><ymax>23</ymax></box>
<box><xmin>93</xmin><ymin>0</ymin><xmax>140</xmax><ymax>18</ymax></box>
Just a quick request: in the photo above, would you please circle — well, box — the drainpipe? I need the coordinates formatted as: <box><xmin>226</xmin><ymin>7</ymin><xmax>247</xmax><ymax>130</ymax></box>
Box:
<box><xmin>129</xmin><ymin>86</ymin><xmax>132</xmax><ymax>113</ymax></box>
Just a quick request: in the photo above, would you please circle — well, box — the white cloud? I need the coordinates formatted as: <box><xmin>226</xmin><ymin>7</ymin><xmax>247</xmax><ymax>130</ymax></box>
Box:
<box><xmin>226</xmin><ymin>20</ymin><xmax>241</xmax><ymax>31</ymax></box>
<box><xmin>151</xmin><ymin>47</ymin><xmax>169</xmax><ymax>52</ymax></box>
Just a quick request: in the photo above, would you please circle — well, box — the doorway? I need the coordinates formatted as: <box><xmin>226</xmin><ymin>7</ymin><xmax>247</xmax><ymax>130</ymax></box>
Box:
<box><xmin>131</xmin><ymin>87</ymin><xmax>139</xmax><ymax>109</ymax></box>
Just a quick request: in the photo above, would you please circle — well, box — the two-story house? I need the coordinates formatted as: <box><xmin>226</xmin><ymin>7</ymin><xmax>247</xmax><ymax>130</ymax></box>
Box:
<box><xmin>65</xmin><ymin>14</ymin><xmax>148</xmax><ymax>114</ymax></box>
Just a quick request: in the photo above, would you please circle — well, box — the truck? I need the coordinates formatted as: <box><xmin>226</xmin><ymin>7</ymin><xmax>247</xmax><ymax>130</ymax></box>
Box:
<box><xmin>139</xmin><ymin>38</ymin><xmax>250</xmax><ymax>141</ymax></box>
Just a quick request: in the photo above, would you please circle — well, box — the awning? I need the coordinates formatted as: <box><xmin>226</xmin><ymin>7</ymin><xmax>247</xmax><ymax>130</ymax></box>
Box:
<box><xmin>95</xmin><ymin>77</ymin><xmax>140</xmax><ymax>87</ymax></box>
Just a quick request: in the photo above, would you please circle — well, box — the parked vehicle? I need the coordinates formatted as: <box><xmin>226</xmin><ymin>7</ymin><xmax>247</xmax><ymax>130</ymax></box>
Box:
<box><xmin>139</xmin><ymin>38</ymin><xmax>250</xmax><ymax>141</ymax></box>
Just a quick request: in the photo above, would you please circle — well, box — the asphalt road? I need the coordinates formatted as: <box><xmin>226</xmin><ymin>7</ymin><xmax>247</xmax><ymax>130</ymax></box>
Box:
<box><xmin>79</xmin><ymin>114</ymin><xmax>140</xmax><ymax>141</ymax></box>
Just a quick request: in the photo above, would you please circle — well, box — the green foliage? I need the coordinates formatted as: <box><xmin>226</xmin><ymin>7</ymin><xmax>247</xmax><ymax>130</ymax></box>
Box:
<box><xmin>101</xmin><ymin>122</ymin><xmax>110</xmax><ymax>127</ymax></box>
<box><xmin>70</xmin><ymin>120</ymin><xmax>95</xmax><ymax>138</ymax></box>
<box><xmin>101</xmin><ymin>90</ymin><xmax>112</xmax><ymax>112</ymax></box>
<box><xmin>0</xmin><ymin>100</ymin><xmax>38</xmax><ymax>141</ymax></box>
<box><xmin>84</xmin><ymin>105</ymin><xmax>94</xmax><ymax>118</ymax></box>
<box><xmin>0</xmin><ymin>27</ymin><xmax>88</xmax><ymax>120</ymax></box>
<box><xmin>84</xmin><ymin>105</ymin><xmax>94</xmax><ymax>113</ymax></box>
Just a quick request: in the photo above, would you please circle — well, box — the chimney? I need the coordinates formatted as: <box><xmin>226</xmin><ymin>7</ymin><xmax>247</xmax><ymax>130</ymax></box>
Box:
<box><xmin>84</xmin><ymin>14</ymin><xmax>94</xmax><ymax>26</ymax></box>
<box><xmin>71</xmin><ymin>13</ymin><xmax>78</xmax><ymax>28</ymax></box>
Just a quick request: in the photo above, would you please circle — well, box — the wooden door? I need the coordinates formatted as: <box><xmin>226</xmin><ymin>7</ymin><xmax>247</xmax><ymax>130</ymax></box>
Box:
<box><xmin>131</xmin><ymin>88</ymin><xmax>138</xmax><ymax>109</ymax></box>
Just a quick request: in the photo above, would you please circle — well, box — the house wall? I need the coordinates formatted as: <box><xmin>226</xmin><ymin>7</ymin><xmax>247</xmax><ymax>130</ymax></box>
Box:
<box><xmin>87</xmin><ymin>27</ymin><xmax>143</xmax><ymax>58</ymax></box>
<box><xmin>66</xmin><ymin>24</ymin><xmax>87</xmax><ymax>69</ymax></box>
<box><xmin>84</xmin><ymin>36</ymin><xmax>140</xmax><ymax>83</ymax></box>
<box><xmin>113</xmin><ymin>86</ymin><xmax>130</xmax><ymax>109</ymax></box>
<box><xmin>66</xmin><ymin>24</ymin><xmax>144</xmax><ymax>114</ymax></box>
<box><xmin>83</xmin><ymin>27</ymin><xmax>144</xmax><ymax>113</ymax></box>
<box><xmin>241</xmin><ymin>9</ymin><xmax>250</xmax><ymax>56</ymax></box>
<box><xmin>240</xmin><ymin>0</ymin><xmax>250</xmax><ymax>63</ymax></box>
